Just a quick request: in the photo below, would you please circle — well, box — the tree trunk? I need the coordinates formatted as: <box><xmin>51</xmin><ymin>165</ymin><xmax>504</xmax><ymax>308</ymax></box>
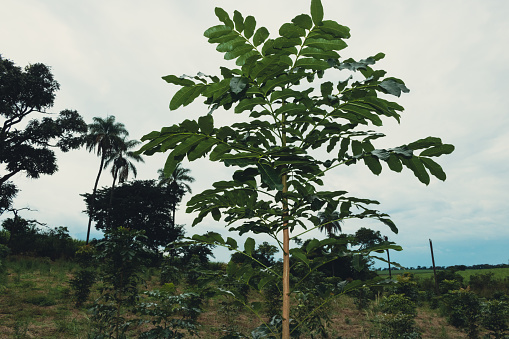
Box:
<box><xmin>107</xmin><ymin>169</ymin><xmax>118</xmax><ymax>229</ymax></box>
<box><xmin>86</xmin><ymin>154</ymin><xmax>105</xmax><ymax>244</ymax></box>
<box><xmin>281</xmin><ymin>113</ymin><xmax>290</xmax><ymax>339</ymax></box>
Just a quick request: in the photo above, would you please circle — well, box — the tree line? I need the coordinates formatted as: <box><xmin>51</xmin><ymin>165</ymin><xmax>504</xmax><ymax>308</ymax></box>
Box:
<box><xmin>0</xmin><ymin>55</ymin><xmax>196</xmax><ymax>256</ymax></box>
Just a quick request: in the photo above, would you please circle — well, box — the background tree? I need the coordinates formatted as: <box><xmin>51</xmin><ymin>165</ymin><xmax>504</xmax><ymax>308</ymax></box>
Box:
<box><xmin>0</xmin><ymin>56</ymin><xmax>87</xmax><ymax>214</ymax></box>
<box><xmin>82</xmin><ymin>179</ymin><xmax>185</xmax><ymax>254</ymax></box>
<box><xmin>104</xmin><ymin>137</ymin><xmax>144</xmax><ymax>218</ymax></box>
<box><xmin>231</xmin><ymin>241</ymin><xmax>279</xmax><ymax>268</ymax></box>
<box><xmin>317</xmin><ymin>210</ymin><xmax>342</xmax><ymax>237</ymax></box>
<box><xmin>157</xmin><ymin>163</ymin><xmax>194</xmax><ymax>228</ymax></box>
<box><xmin>138</xmin><ymin>1</ymin><xmax>454</xmax><ymax>336</ymax></box>
<box><xmin>354</xmin><ymin>227</ymin><xmax>384</xmax><ymax>249</ymax></box>
<box><xmin>84</xmin><ymin>115</ymin><xmax>128</xmax><ymax>244</ymax></box>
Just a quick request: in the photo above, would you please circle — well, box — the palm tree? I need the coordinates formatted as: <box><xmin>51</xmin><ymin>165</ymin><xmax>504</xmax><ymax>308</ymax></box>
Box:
<box><xmin>104</xmin><ymin>137</ymin><xmax>144</xmax><ymax>225</ymax></box>
<box><xmin>157</xmin><ymin>163</ymin><xmax>194</xmax><ymax>228</ymax></box>
<box><xmin>317</xmin><ymin>210</ymin><xmax>342</xmax><ymax>237</ymax></box>
<box><xmin>85</xmin><ymin>115</ymin><xmax>128</xmax><ymax>244</ymax></box>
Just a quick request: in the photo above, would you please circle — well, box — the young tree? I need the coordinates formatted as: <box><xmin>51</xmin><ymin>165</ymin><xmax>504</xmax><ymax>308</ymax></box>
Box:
<box><xmin>0</xmin><ymin>56</ymin><xmax>87</xmax><ymax>214</ymax></box>
<box><xmin>84</xmin><ymin>116</ymin><xmax>129</xmax><ymax>244</ymax></box>
<box><xmin>138</xmin><ymin>1</ymin><xmax>453</xmax><ymax>336</ymax></box>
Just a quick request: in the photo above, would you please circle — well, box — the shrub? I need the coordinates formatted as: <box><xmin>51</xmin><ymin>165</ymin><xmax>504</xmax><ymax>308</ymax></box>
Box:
<box><xmin>481</xmin><ymin>299</ymin><xmax>509</xmax><ymax>338</ymax></box>
<box><xmin>441</xmin><ymin>288</ymin><xmax>481</xmax><ymax>338</ymax></box>
<box><xmin>376</xmin><ymin>294</ymin><xmax>421</xmax><ymax>338</ymax></box>
<box><xmin>69</xmin><ymin>244</ymin><xmax>97</xmax><ymax>307</ymax></box>
<box><xmin>388</xmin><ymin>274</ymin><xmax>420</xmax><ymax>302</ymax></box>
<box><xmin>137</xmin><ymin>288</ymin><xmax>203</xmax><ymax>339</ymax></box>
<box><xmin>439</xmin><ymin>279</ymin><xmax>462</xmax><ymax>294</ymax></box>
<box><xmin>89</xmin><ymin>227</ymin><xmax>150</xmax><ymax>339</ymax></box>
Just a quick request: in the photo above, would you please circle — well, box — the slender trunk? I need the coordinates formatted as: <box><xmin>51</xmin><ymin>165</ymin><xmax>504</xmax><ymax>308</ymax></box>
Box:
<box><xmin>86</xmin><ymin>154</ymin><xmax>105</xmax><ymax>244</ymax></box>
<box><xmin>282</xmin><ymin>178</ymin><xmax>290</xmax><ymax>338</ymax></box>
<box><xmin>108</xmin><ymin>169</ymin><xmax>118</xmax><ymax>229</ymax></box>
<box><xmin>281</xmin><ymin>112</ymin><xmax>290</xmax><ymax>339</ymax></box>
<box><xmin>429</xmin><ymin>239</ymin><xmax>440</xmax><ymax>295</ymax></box>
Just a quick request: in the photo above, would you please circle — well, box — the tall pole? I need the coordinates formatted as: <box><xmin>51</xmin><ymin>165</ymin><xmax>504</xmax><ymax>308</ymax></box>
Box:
<box><xmin>429</xmin><ymin>239</ymin><xmax>440</xmax><ymax>295</ymax></box>
<box><xmin>384</xmin><ymin>236</ymin><xmax>391</xmax><ymax>278</ymax></box>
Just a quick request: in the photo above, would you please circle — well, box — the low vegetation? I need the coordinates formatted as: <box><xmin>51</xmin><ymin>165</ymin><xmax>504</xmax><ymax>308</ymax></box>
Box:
<box><xmin>1</xmin><ymin>238</ymin><xmax>508</xmax><ymax>338</ymax></box>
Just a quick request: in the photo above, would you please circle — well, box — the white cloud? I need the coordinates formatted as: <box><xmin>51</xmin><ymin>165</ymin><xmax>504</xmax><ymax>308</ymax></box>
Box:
<box><xmin>1</xmin><ymin>0</ymin><xmax>508</xmax><ymax>266</ymax></box>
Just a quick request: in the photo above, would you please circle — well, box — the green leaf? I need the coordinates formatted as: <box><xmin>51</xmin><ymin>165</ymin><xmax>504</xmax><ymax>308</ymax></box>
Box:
<box><xmin>187</xmin><ymin>138</ymin><xmax>216</xmax><ymax>161</ymax></box>
<box><xmin>371</xmin><ymin>149</ymin><xmax>390</xmax><ymax>161</ymax></box>
<box><xmin>379</xmin><ymin>78</ymin><xmax>410</xmax><ymax>97</ymax></box>
<box><xmin>310</xmin><ymin>0</ymin><xmax>324</xmax><ymax>25</ymax></box>
<box><xmin>386</xmin><ymin>154</ymin><xmax>403</xmax><ymax>172</ymax></box>
<box><xmin>224</xmin><ymin>44</ymin><xmax>254</xmax><ymax>60</ymax></box>
<box><xmin>215</xmin><ymin>7</ymin><xmax>234</xmax><ymax>28</ymax></box>
<box><xmin>235</xmin><ymin>97</ymin><xmax>266</xmax><ymax>113</ymax></box>
<box><xmin>230</xmin><ymin>77</ymin><xmax>249</xmax><ymax>94</ymax></box>
<box><xmin>275</xmin><ymin>103</ymin><xmax>307</xmax><ymax>117</ymax></box>
<box><xmin>292</xmin><ymin>14</ymin><xmax>312</xmax><ymax>30</ymax></box>
<box><xmin>198</xmin><ymin>115</ymin><xmax>214</xmax><ymax>134</ymax></box>
<box><xmin>338</xmin><ymin>138</ymin><xmax>350</xmax><ymax>159</ymax></box>
<box><xmin>279</xmin><ymin>23</ymin><xmax>306</xmax><ymax>38</ymax></box>
<box><xmin>363</xmin><ymin>155</ymin><xmax>382</xmax><ymax>175</ymax></box>
<box><xmin>258</xmin><ymin>275</ymin><xmax>275</xmax><ymax>290</ymax></box>
<box><xmin>257</xmin><ymin>163</ymin><xmax>283</xmax><ymax>191</ymax></box>
<box><xmin>300</xmin><ymin>47</ymin><xmax>339</xmax><ymax>60</ymax></box>
<box><xmin>306</xmin><ymin>239</ymin><xmax>320</xmax><ymax>253</ymax></box>
<box><xmin>211</xmin><ymin>208</ymin><xmax>221</xmax><ymax>221</ymax></box>
<box><xmin>407</xmin><ymin>136</ymin><xmax>442</xmax><ymax>150</ymax></box>
<box><xmin>351</xmin><ymin>140</ymin><xmax>363</xmax><ymax>156</ymax></box>
<box><xmin>209</xmin><ymin>143</ymin><xmax>230</xmax><ymax>161</ymax></box>
<box><xmin>402</xmin><ymin>156</ymin><xmax>430</xmax><ymax>185</ymax></box>
<box><xmin>379</xmin><ymin>218</ymin><xmax>398</xmax><ymax>234</ymax></box>
<box><xmin>253</xmin><ymin>27</ymin><xmax>270</xmax><ymax>46</ymax></box>
<box><xmin>421</xmin><ymin>157</ymin><xmax>446</xmax><ymax>181</ymax></box>
<box><xmin>233</xmin><ymin>10</ymin><xmax>244</xmax><ymax>32</ymax></box>
<box><xmin>216</xmin><ymin>36</ymin><xmax>245</xmax><ymax>52</ymax></box>
<box><xmin>162</xmin><ymin>75</ymin><xmax>195</xmax><ymax>86</ymax></box>
<box><xmin>170</xmin><ymin>85</ymin><xmax>204</xmax><ymax>110</ymax></box>
<box><xmin>290</xmin><ymin>248</ymin><xmax>310</xmax><ymax>266</ymax></box>
<box><xmin>319</xmin><ymin>20</ymin><xmax>350</xmax><ymax>39</ymax></box>
<box><xmin>244</xmin><ymin>16</ymin><xmax>256</xmax><ymax>39</ymax></box>
<box><xmin>419</xmin><ymin>144</ymin><xmax>455</xmax><ymax>157</ymax></box>
<box><xmin>207</xmin><ymin>232</ymin><xmax>225</xmax><ymax>244</ymax></box>
<box><xmin>244</xmin><ymin>237</ymin><xmax>255</xmax><ymax>256</ymax></box>
<box><xmin>305</xmin><ymin>38</ymin><xmax>347</xmax><ymax>51</ymax></box>
<box><xmin>294</xmin><ymin>58</ymin><xmax>329</xmax><ymax>70</ymax></box>
<box><xmin>204</xmin><ymin>24</ymin><xmax>233</xmax><ymax>39</ymax></box>
<box><xmin>390</xmin><ymin>146</ymin><xmax>413</xmax><ymax>158</ymax></box>
<box><xmin>226</xmin><ymin>237</ymin><xmax>238</xmax><ymax>249</ymax></box>
<box><xmin>341</xmin><ymin>102</ymin><xmax>383</xmax><ymax>126</ymax></box>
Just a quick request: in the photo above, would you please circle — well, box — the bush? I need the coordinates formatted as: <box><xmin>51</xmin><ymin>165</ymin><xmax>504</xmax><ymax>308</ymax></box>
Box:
<box><xmin>481</xmin><ymin>299</ymin><xmax>509</xmax><ymax>338</ymax></box>
<box><xmin>439</xmin><ymin>279</ymin><xmax>462</xmax><ymax>294</ymax></box>
<box><xmin>441</xmin><ymin>288</ymin><xmax>481</xmax><ymax>338</ymax></box>
<box><xmin>137</xmin><ymin>288</ymin><xmax>203</xmax><ymax>339</ymax></box>
<box><xmin>388</xmin><ymin>274</ymin><xmax>420</xmax><ymax>302</ymax></box>
<box><xmin>376</xmin><ymin>294</ymin><xmax>421</xmax><ymax>338</ymax></box>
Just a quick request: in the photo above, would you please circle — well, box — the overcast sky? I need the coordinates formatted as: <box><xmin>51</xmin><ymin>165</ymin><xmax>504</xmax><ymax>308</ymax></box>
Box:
<box><xmin>1</xmin><ymin>0</ymin><xmax>508</xmax><ymax>268</ymax></box>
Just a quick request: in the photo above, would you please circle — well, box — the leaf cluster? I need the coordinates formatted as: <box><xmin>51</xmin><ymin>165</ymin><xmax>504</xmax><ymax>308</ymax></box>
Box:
<box><xmin>138</xmin><ymin>4</ymin><xmax>453</xmax><ymax>239</ymax></box>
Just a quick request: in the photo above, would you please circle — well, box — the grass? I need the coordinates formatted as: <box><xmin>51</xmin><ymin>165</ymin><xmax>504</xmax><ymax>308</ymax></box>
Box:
<box><xmin>2</xmin><ymin>257</ymin><xmax>507</xmax><ymax>338</ymax></box>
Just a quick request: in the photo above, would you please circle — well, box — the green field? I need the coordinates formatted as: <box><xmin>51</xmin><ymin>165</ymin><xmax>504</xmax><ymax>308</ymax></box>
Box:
<box><xmin>378</xmin><ymin>267</ymin><xmax>509</xmax><ymax>281</ymax></box>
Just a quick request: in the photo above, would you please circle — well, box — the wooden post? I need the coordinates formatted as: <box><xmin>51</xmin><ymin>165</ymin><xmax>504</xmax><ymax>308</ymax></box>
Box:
<box><xmin>429</xmin><ymin>239</ymin><xmax>440</xmax><ymax>295</ymax></box>
<box><xmin>384</xmin><ymin>236</ymin><xmax>391</xmax><ymax>278</ymax></box>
